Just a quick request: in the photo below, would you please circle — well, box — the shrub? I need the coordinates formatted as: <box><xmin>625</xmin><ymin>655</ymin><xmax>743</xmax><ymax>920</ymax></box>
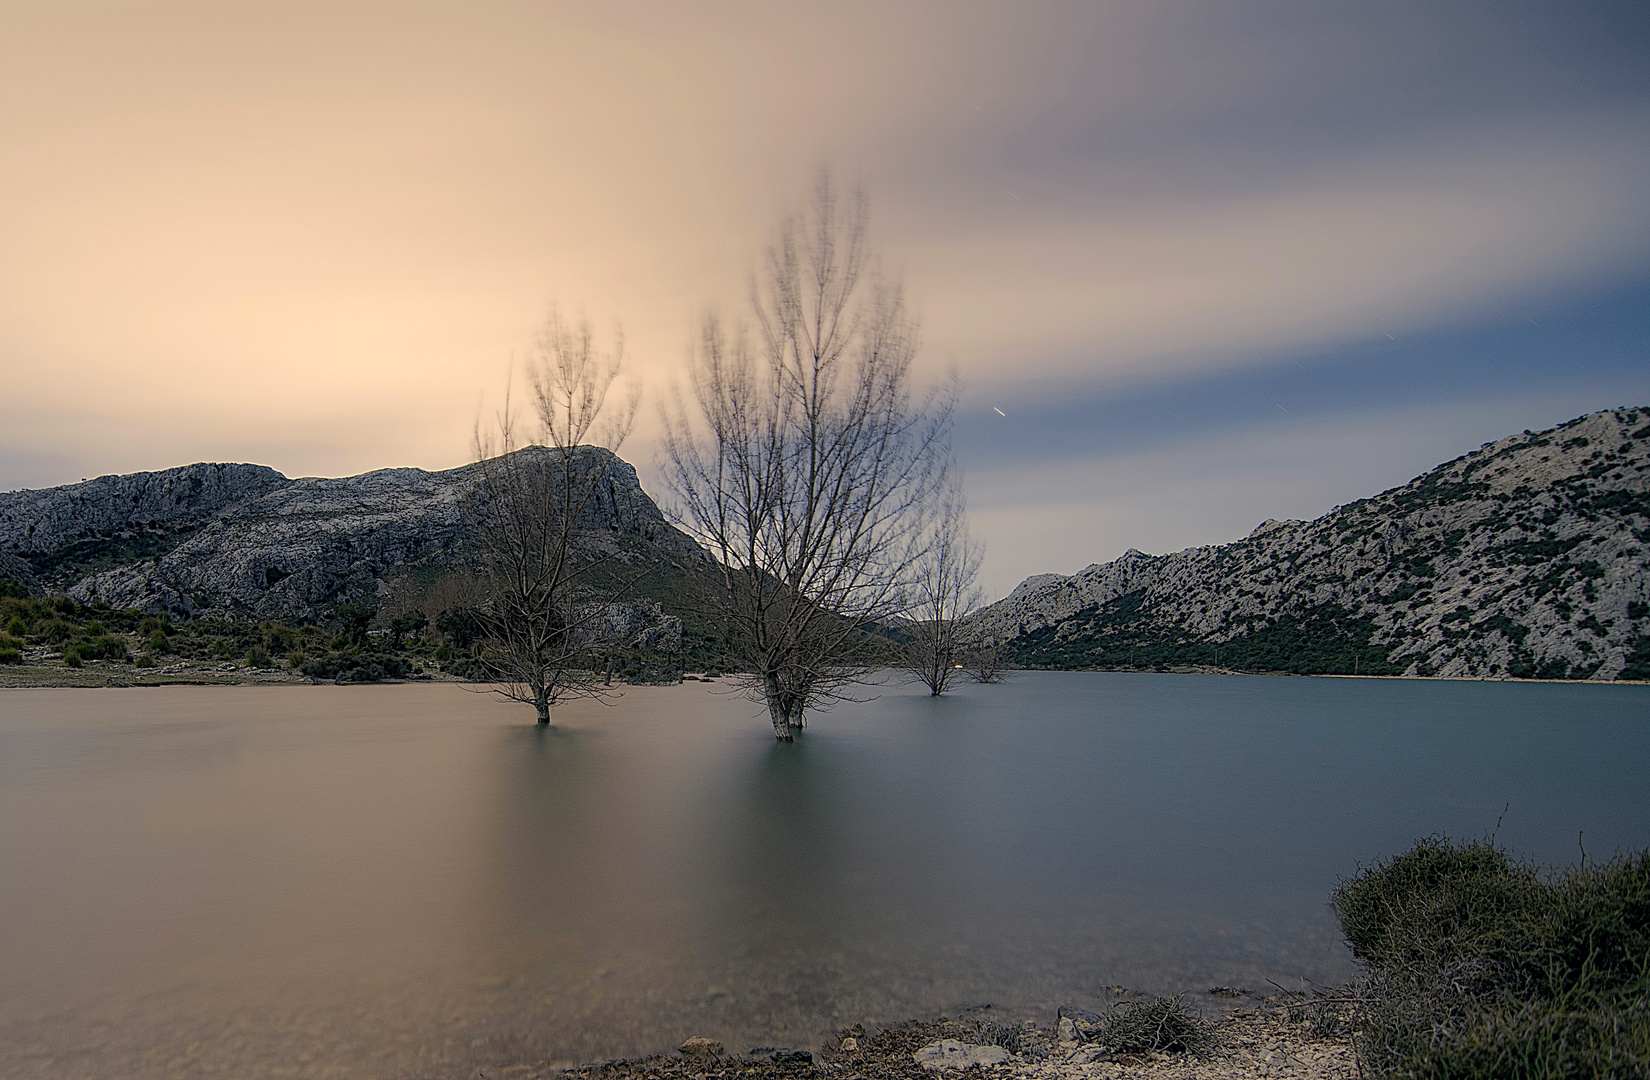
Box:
<box><xmin>286</xmin><ymin>648</ymin><xmax>304</xmax><ymax>669</ymax></box>
<box><xmin>134</xmin><ymin>653</ymin><xmax>156</xmax><ymax>668</ymax></box>
<box><xmin>445</xmin><ymin>656</ymin><xmax>489</xmax><ymax>680</ymax></box>
<box><xmin>5</xmin><ymin>616</ymin><xmax>26</xmax><ymax>638</ymax></box>
<box><xmin>62</xmin><ymin>645</ymin><xmax>83</xmax><ymax>667</ymax></box>
<box><xmin>300</xmin><ymin>652</ymin><xmax>410</xmax><ymax>683</ymax></box>
<box><xmin>147</xmin><ymin>630</ymin><xmax>169</xmax><ymax>653</ymax></box>
<box><xmin>82</xmin><ymin>620</ymin><xmax>106</xmax><ymax>637</ymax></box>
<box><xmin>1091</xmin><ymin>996</ymin><xmax>1216</xmax><ymax>1056</ymax></box>
<box><xmin>210</xmin><ymin>638</ymin><xmax>232</xmax><ymax>660</ymax></box>
<box><xmin>37</xmin><ymin>618</ymin><xmax>75</xmax><ymax>644</ymax></box>
<box><xmin>435</xmin><ymin>606</ymin><xmax>483</xmax><ymax>649</ymax></box>
<box><xmin>138</xmin><ymin>614</ymin><xmax>173</xmax><ymax>636</ymax></box>
<box><xmin>245</xmin><ymin>644</ymin><xmax>270</xmax><ymax>668</ymax></box>
<box><xmin>73</xmin><ymin>634</ymin><xmax>128</xmax><ymax>662</ymax></box>
<box><xmin>0</xmin><ymin>645</ymin><xmax>20</xmax><ymax>665</ymax></box>
<box><xmin>1333</xmin><ymin>836</ymin><xmax>1650</xmax><ymax>1079</ymax></box>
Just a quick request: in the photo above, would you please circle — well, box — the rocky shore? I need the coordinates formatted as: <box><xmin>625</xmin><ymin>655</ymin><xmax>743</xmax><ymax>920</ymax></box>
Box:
<box><xmin>540</xmin><ymin>1003</ymin><xmax>1356</xmax><ymax>1080</ymax></box>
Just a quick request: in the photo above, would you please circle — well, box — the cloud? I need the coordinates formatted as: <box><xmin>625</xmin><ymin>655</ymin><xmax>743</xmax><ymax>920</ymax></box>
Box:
<box><xmin>904</xmin><ymin>108</ymin><xmax>1650</xmax><ymax>392</ymax></box>
<box><xmin>1</xmin><ymin>0</ymin><xmax>1647</xmax><ymax>535</ymax></box>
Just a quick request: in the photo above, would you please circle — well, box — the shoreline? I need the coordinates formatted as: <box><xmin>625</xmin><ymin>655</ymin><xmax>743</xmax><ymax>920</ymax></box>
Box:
<box><xmin>3</xmin><ymin>657</ymin><xmax>1643</xmax><ymax>690</ymax></box>
<box><xmin>546</xmin><ymin>1003</ymin><xmax>1356</xmax><ymax>1080</ymax></box>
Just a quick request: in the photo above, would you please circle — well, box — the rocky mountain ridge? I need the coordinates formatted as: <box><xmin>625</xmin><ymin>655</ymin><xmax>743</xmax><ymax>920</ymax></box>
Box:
<box><xmin>0</xmin><ymin>448</ymin><xmax>699</xmax><ymax>623</ymax></box>
<box><xmin>968</xmin><ymin>408</ymin><xmax>1650</xmax><ymax>680</ymax></box>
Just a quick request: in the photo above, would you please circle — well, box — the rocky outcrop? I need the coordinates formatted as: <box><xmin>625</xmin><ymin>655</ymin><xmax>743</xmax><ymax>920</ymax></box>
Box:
<box><xmin>969</xmin><ymin>408</ymin><xmax>1650</xmax><ymax>681</ymax></box>
<box><xmin>3</xmin><ymin>448</ymin><xmax>701</xmax><ymax>622</ymax></box>
<box><xmin>0</xmin><ymin>463</ymin><xmax>290</xmax><ymax>586</ymax></box>
<box><xmin>0</xmin><ymin>549</ymin><xmax>41</xmax><ymax>595</ymax></box>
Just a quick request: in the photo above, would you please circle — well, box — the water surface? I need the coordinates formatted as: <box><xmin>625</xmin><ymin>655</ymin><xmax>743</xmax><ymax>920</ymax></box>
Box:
<box><xmin>1</xmin><ymin>673</ymin><xmax>1645</xmax><ymax>1077</ymax></box>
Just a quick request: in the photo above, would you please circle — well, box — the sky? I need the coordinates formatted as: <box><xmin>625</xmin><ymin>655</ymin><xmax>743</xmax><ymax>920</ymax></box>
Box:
<box><xmin>3</xmin><ymin>1</ymin><xmax>1648</xmax><ymax>600</ymax></box>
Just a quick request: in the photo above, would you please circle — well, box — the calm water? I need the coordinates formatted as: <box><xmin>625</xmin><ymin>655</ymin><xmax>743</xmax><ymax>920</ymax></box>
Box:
<box><xmin>1</xmin><ymin>673</ymin><xmax>1646</xmax><ymax>1078</ymax></box>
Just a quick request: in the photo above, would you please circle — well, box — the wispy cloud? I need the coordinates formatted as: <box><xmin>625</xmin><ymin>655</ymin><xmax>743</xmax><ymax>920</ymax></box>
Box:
<box><xmin>2</xmin><ymin>1</ymin><xmax>1647</xmax><ymax>594</ymax></box>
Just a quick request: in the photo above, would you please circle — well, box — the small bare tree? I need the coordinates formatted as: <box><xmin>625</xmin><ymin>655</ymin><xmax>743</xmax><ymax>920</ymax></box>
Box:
<box><xmin>470</xmin><ymin>309</ymin><xmax>643</xmax><ymax>724</ymax></box>
<box><xmin>961</xmin><ymin>642</ymin><xmax>1007</xmax><ymax>683</ymax></box>
<box><xmin>662</xmin><ymin>174</ymin><xmax>954</xmax><ymax>740</ymax></box>
<box><xmin>904</xmin><ymin>471</ymin><xmax>984</xmax><ymax>695</ymax></box>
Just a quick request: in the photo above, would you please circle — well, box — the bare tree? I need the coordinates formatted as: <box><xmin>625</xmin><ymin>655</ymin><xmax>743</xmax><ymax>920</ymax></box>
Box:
<box><xmin>470</xmin><ymin>309</ymin><xmax>643</xmax><ymax>724</ymax></box>
<box><xmin>662</xmin><ymin>174</ymin><xmax>954</xmax><ymax>741</ymax></box>
<box><xmin>904</xmin><ymin>471</ymin><xmax>984</xmax><ymax>695</ymax></box>
<box><xmin>961</xmin><ymin>642</ymin><xmax>1007</xmax><ymax>683</ymax></box>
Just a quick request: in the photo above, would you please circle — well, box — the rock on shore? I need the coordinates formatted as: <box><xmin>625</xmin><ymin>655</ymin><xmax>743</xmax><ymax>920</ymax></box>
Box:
<box><xmin>550</xmin><ymin>1005</ymin><xmax>1353</xmax><ymax>1080</ymax></box>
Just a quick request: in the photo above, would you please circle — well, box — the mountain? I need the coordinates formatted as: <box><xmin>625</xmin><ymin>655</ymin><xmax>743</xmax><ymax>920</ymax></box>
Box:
<box><xmin>968</xmin><ymin>408</ymin><xmax>1650</xmax><ymax>681</ymax></box>
<box><xmin>0</xmin><ymin>448</ymin><xmax>702</xmax><ymax>622</ymax></box>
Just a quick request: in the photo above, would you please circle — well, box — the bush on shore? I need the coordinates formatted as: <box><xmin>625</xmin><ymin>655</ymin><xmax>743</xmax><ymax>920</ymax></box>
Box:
<box><xmin>1333</xmin><ymin>835</ymin><xmax>1650</xmax><ymax>1079</ymax></box>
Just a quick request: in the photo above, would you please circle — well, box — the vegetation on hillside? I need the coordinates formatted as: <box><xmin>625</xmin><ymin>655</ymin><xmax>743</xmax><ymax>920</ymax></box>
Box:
<box><xmin>0</xmin><ymin>582</ymin><xmax>697</xmax><ymax>684</ymax></box>
<box><xmin>1011</xmin><ymin>595</ymin><xmax>1403</xmax><ymax>675</ymax></box>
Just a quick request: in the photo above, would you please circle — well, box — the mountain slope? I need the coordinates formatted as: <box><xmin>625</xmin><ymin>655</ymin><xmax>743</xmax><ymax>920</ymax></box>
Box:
<box><xmin>969</xmin><ymin>408</ymin><xmax>1650</xmax><ymax>681</ymax></box>
<box><xmin>0</xmin><ymin>448</ymin><xmax>702</xmax><ymax>621</ymax></box>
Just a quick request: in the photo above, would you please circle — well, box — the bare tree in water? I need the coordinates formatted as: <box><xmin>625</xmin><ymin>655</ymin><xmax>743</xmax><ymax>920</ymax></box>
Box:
<box><xmin>662</xmin><ymin>174</ymin><xmax>954</xmax><ymax>741</ymax></box>
<box><xmin>904</xmin><ymin>470</ymin><xmax>984</xmax><ymax>695</ymax></box>
<box><xmin>961</xmin><ymin>642</ymin><xmax>1007</xmax><ymax>684</ymax></box>
<box><xmin>470</xmin><ymin>309</ymin><xmax>643</xmax><ymax>724</ymax></box>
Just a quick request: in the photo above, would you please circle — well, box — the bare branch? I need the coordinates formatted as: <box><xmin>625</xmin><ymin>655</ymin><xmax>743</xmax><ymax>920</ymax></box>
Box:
<box><xmin>468</xmin><ymin>308</ymin><xmax>657</xmax><ymax>724</ymax></box>
<box><xmin>662</xmin><ymin>174</ymin><xmax>955</xmax><ymax>740</ymax></box>
<box><xmin>903</xmin><ymin>464</ymin><xmax>985</xmax><ymax>695</ymax></box>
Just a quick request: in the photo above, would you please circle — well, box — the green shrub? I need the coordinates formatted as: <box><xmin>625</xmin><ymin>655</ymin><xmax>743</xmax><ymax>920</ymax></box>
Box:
<box><xmin>245</xmin><ymin>644</ymin><xmax>270</xmax><ymax>668</ymax></box>
<box><xmin>0</xmin><ymin>645</ymin><xmax>20</xmax><ymax>665</ymax></box>
<box><xmin>62</xmin><ymin>645</ymin><xmax>83</xmax><ymax>667</ymax></box>
<box><xmin>133</xmin><ymin>653</ymin><xmax>156</xmax><ymax>668</ymax></box>
<box><xmin>37</xmin><ymin>618</ymin><xmax>74</xmax><ymax>644</ymax></box>
<box><xmin>82</xmin><ymin>620</ymin><xmax>106</xmax><ymax>637</ymax></box>
<box><xmin>5</xmin><ymin>616</ymin><xmax>26</xmax><ymax>638</ymax></box>
<box><xmin>147</xmin><ymin>630</ymin><xmax>169</xmax><ymax>653</ymax></box>
<box><xmin>72</xmin><ymin>634</ymin><xmax>128</xmax><ymax>662</ymax></box>
<box><xmin>286</xmin><ymin>648</ymin><xmax>304</xmax><ymax>669</ymax></box>
<box><xmin>210</xmin><ymin>638</ymin><xmax>232</xmax><ymax>660</ymax></box>
<box><xmin>300</xmin><ymin>652</ymin><xmax>410</xmax><ymax>683</ymax></box>
<box><xmin>138</xmin><ymin>614</ymin><xmax>173</xmax><ymax>636</ymax></box>
<box><xmin>1333</xmin><ymin>836</ymin><xmax>1650</xmax><ymax>1079</ymax></box>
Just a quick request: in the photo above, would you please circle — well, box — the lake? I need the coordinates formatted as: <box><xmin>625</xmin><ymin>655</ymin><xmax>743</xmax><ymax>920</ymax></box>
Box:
<box><xmin>1</xmin><ymin>673</ymin><xmax>1646</xmax><ymax>1078</ymax></box>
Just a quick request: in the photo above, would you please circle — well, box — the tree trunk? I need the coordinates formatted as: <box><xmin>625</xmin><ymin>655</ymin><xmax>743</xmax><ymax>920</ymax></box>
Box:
<box><xmin>765</xmin><ymin>674</ymin><xmax>799</xmax><ymax>741</ymax></box>
<box><xmin>535</xmin><ymin>690</ymin><xmax>551</xmax><ymax>725</ymax></box>
<box><xmin>767</xmin><ymin>700</ymin><xmax>796</xmax><ymax>741</ymax></box>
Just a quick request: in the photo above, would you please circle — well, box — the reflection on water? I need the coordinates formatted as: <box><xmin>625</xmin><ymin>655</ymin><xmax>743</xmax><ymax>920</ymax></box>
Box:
<box><xmin>1</xmin><ymin>674</ymin><xmax>1647</xmax><ymax>1077</ymax></box>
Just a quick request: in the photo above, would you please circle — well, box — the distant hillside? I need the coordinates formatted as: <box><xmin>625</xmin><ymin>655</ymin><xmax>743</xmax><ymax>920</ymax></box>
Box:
<box><xmin>0</xmin><ymin>448</ymin><xmax>705</xmax><ymax>623</ymax></box>
<box><xmin>968</xmin><ymin>408</ymin><xmax>1650</xmax><ymax>681</ymax></box>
